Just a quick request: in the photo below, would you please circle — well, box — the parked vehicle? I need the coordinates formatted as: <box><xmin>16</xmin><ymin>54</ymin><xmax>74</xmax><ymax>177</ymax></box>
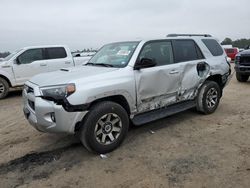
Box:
<box><xmin>0</xmin><ymin>45</ymin><xmax>91</xmax><ymax>99</ymax></box>
<box><xmin>225</xmin><ymin>47</ymin><xmax>239</xmax><ymax>61</ymax></box>
<box><xmin>72</xmin><ymin>51</ymin><xmax>96</xmax><ymax>58</ymax></box>
<box><xmin>235</xmin><ymin>49</ymin><xmax>250</xmax><ymax>82</ymax></box>
<box><xmin>23</xmin><ymin>34</ymin><xmax>231</xmax><ymax>153</ymax></box>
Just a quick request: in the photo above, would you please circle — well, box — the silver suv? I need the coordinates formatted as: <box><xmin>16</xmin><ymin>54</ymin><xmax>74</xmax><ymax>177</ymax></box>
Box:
<box><xmin>23</xmin><ymin>34</ymin><xmax>231</xmax><ymax>153</ymax></box>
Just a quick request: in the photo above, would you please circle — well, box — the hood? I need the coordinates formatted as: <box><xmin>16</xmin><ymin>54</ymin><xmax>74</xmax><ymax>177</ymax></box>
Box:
<box><xmin>29</xmin><ymin>66</ymin><xmax>119</xmax><ymax>87</ymax></box>
<box><xmin>0</xmin><ymin>61</ymin><xmax>10</xmax><ymax>68</ymax></box>
<box><xmin>0</xmin><ymin>60</ymin><xmax>7</xmax><ymax>65</ymax></box>
<box><xmin>238</xmin><ymin>49</ymin><xmax>250</xmax><ymax>56</ymax></box>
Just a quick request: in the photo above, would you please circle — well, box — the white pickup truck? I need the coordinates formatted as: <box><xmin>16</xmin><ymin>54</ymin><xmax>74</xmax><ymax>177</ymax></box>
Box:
<box><xmin>0</xmin><ymin>45</ymin><xmax>91</xmax><ymax>99</ymax></box>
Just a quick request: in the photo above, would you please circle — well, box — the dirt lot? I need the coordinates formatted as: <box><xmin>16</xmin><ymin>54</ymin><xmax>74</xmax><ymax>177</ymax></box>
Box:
<box><xmin>0</xmin><ymin>75</ymin><xmax>250</xmax><ymax>188</ymax></box>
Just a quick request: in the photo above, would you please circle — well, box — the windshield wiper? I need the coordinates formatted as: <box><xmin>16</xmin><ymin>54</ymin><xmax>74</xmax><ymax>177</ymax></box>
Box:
<box><xmin>85</xmin><ymin>62</ymin><xmax>114</xmax><ymax>67</ymax></box>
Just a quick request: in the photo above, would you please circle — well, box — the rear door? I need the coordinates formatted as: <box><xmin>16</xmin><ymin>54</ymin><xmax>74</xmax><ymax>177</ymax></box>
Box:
<box><xmin>134</xmin><ymin>40</ymin><xmax>182</xmax><ymax>113</ymax></box>
<box><xmin>44</xmin><ymin>47</ymin><xmax>73</xmax><ymax>71</ymax></box>
<box><xmin>172</xmin><ymin>39</ymin><xmax>208</xmax><ymax>101</ymax></box>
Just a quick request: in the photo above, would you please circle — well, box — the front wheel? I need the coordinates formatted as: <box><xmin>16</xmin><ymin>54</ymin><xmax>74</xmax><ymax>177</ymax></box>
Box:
<box><xmin>196</xmin><ymin>81</ymin><xmax>221</xmax><ymax>114</ymax></box>
<box><xmin>236</xmin><ymin>72</ymin><xmax>249</xmax><ymax>82</ymax></box>
<box><xmin>79</xmin><ymin>101</ymin><xmax>129</xmax><ymax>154</ymax></box>
<box><xmin>0</xmin><ymin>78</ymin><xmax>9</xmax><ymax>99</ymax></box>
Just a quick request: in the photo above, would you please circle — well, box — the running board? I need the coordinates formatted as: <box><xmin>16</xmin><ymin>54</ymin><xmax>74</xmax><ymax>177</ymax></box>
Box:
<box><xmin>132</xmin><ymin>100</ymin><xmax>196</xmax><ymax>126</ymax></box>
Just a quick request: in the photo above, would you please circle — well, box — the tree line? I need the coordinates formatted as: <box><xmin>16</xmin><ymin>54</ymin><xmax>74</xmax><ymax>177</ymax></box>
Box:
<box><xmin>221</xmin><ymin>38</ymin><xmax>250</xmax><ymax>48</ymax></box>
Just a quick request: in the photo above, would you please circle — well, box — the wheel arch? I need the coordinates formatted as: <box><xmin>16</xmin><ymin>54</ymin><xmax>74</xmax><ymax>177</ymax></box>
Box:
<box><xmin>206</xmin><ymin>74</ymin><xmax>223</xmax><ymax>89</ymax></box>
<box><xmin>88</xmin><ymin>95</ymin><xmax>131</xmax><ymax>115</ymax></box>
<box><xmin>74</xmin><ymin>95</ymin><xmax>131</xmax><ymax>133</ymax></box>
<box><xmin>0</xmin><ymin>74</ymin><xmax>12</xmax><ymax>87</ymax></box>
<box><xmin>204</xmin><ymin>74</ymin><xmax>225</xmax><ymax>98</ymax></box>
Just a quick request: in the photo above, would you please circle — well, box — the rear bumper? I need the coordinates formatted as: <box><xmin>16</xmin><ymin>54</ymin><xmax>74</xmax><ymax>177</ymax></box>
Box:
<box><xmin>22</xmin><ymin>82</ymin><xmax>87</xmax><ymax>134</ymax></box>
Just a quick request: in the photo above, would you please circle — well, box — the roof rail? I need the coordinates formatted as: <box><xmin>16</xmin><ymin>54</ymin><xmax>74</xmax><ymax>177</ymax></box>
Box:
<box><xmin>167</xmin><ymin>34</ymin><xmax>212</xmax><ymax>37</ymax></box>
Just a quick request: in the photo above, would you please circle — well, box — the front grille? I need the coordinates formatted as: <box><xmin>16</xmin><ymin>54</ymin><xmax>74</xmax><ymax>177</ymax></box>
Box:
<box><xmin>240</xmin><ymin>56</ymin><xmax>250</xmax><ymax>66</ymax></box>
<box><xmin>240</xmin><ymin>67</ymin><xmax>250</xmax><ymax>71</ymax></box>
<box><xmin>28</xmin><ymin>100</ymin><xmax>35</xmax><ymax>111</ymax></box>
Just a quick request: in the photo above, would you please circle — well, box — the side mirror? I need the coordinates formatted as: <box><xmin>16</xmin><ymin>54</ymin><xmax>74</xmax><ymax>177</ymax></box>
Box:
<box><xmin>134</xmin><ymin>58</ymin><xmax>156</xmax><ymax>70</ymax></box>
<box><xmin>245</xmin><ymin>45</ymin><xmax>250</xmax><ymax>50</ymax></box>
<box><xmin>15</xmin><ymin>58</ymin><xmax>21</xmax><ymax>65</ymax></box>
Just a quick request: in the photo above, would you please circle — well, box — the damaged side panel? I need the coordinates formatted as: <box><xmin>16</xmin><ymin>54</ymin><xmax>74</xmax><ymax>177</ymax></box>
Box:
<box><xmin>135</xmin><ymin>64</ymin><xmax>182</xmax><ymax>113</ymax></box>
<box><xmin>135</xmin><ymin>60</ymin><xmax>211</xmax><ymax>114</ymax></box>
<box><xmin>178</xmin><ymin>61</ymin><xmax>210</xmax><ymax>101</ymax></box>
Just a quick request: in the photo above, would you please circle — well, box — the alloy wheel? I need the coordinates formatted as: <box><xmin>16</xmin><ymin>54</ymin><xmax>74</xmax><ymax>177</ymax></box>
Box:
<box><xmin>206</xmin><ymin>88</ymin><xmax>218</xmax><ymax>109</ymax></box>
<box><xmin>0</xmin><ymin>83</ymin><xmax>5</xmax><ymax>94</ymax></box>
<box><xmin>94</xmin><ymin>113</ymin><xmax>122</xmax><ymax>145</ymax></box>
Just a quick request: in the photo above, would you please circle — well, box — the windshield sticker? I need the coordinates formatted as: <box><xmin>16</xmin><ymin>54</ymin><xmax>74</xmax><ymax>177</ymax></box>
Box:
<box><xmin>117</xmin><ymin>50</ymin><xmax>131</xmax><ymax>56</ymax></box>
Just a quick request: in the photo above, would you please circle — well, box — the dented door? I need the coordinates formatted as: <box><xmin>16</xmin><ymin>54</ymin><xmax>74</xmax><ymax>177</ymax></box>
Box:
<box><xmin>172</xmin><ymin>40</ymin><xmax>209</xmax><ymax>101</ymax></box>
<box><xmin>178</xmin><ymin>60</ymin><xmax>209</xmax><ymax>100</ymax></box>
<box><xmin>134</xmin><ymin>40</ymin><xmax>181</xmax><ymax>113</ymax></box>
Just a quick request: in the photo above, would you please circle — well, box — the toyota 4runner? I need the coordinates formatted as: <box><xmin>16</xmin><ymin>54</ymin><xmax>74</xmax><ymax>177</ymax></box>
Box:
<box><xmin>23</xmin><ymin>34</ymin><xmax>231</xmax><ymax>153</ymax></box>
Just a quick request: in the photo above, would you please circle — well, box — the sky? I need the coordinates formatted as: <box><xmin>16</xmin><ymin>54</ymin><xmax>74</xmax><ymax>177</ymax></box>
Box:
<box><xmin>0</xmin><ymin>0</ymin><xmax>250</xmax><ymax>52</ymax></box>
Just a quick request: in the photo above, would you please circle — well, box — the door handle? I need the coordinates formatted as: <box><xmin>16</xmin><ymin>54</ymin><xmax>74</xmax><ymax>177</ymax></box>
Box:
<box><xmin>169</xmin><ymin>70</ymin><xmax>179</xmax><ymax>74</ymax></box>
<box><xmin>65</xmin><ymin>61</ymin><xmax>71</xmax><ymax>64</ymax></box>
<box><xmin>40</xmin><ymin>63</ymin><xmax>47</xmax><ymax>66</ymax></box>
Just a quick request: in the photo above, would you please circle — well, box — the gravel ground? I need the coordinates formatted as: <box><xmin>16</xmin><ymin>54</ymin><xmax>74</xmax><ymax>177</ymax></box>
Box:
<box><xmin>0</xmin><ymin>75</ymin><xmax>250</xmax><ymax>188</ymax></box>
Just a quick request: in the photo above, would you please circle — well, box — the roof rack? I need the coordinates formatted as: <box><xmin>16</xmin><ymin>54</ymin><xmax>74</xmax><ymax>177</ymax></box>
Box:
<box><xmin>167</xmin><ymin>34</ymin><xmax>212</xmax><ymax>37</ymax></box>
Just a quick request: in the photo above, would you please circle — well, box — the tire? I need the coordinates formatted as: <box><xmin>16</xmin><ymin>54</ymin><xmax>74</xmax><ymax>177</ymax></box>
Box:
<box><xmin>236</xmin><ymin>72</ymin><xmax>249</xmax><ymax>82</ymax></box>
<box><xmin>0</xmin><ymin>78</ymin><xmax>9</xmax><ymax>99</ymax></box>
<box><xmin>79</xmin><ymin>101</ymin><xmax>129</xmax><ymax>154</ymax></box>
<box><xmin>196</xmin><ymin>81</ymin><xmax>221</xmax><ymax>114</ymax></box>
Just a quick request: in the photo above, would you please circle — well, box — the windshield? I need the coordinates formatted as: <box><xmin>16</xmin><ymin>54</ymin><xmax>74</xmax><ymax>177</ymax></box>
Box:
<box><xmin>3</xmin><ymin>49</ymin><xmax>23</xmax><ymax>61</ymax></box>
<box><xmin>87</xmin><ymin>42</ymin><xmax>139</xmax><ymax>68</ymax></box>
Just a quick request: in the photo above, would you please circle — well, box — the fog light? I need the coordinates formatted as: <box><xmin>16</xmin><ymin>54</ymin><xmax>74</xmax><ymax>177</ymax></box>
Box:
<box><xmin>51</xmin><ymin>112</ymin><xmax>56</xmax><ymax>122</ymax></box>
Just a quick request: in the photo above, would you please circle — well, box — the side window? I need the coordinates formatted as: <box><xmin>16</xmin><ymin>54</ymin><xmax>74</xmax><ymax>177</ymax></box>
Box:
<box><xmin>18</xmin><ymin>49</ymin><xmax>43</xmax><ymax>64</ymax></box>
<box><xmin>138</xmin><ymin>41</ymin><xmax>174</xmax><ymax>66</ymax></box>
<box><xmin>202</xmin><ymin>39</ymin><xmax>224</xmax><ymax>56</ymax></box>
<box><xmin>173</xmin><ymin>40</ymin><xmax>204</xmax><ymax>63</ymax></box>
<box><xmin>46</xmin><ymin>47</ymin><xmax>67</xmax><ymax>59</ymax></box>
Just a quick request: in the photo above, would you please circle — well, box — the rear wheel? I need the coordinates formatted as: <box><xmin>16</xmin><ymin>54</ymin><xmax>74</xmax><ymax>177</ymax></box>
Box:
<box><xmin>0</xmin><ymin>78</ymin><xmax>9</xmax><ymax>99</ymax></box>
<box><xmin>236</xmin><ymin>72</ymin><xmax>249</xmax><ymax>82</ymax></box>
<box><xmin>196</xmin><ymin>81</ymin><xmax>221</xmax><ymax>114</ymax></box>
<box><xmin>79</xmin><ymin>101</ymin><xmax>129</xmax><ymax>154</ymax></box>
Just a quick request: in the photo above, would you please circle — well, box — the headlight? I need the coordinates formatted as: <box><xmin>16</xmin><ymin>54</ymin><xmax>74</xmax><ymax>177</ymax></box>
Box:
<box><xmin>235</xmin><ymin>56</ymin><xmax>240</xmax><ymax>64</ymax></box>
<box><xmin>40</xmin><ymin>83</ymin><xmax>76</xmax><ymax>101</ymax></box>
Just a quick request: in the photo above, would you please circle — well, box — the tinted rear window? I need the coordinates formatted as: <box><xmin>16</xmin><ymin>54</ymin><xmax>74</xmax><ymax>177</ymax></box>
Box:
<box><xmin>202</xmin><ymin>39</ymin><xmax>224</xmax><ymax>56</ymax></box>
<box><xmin>173</xmin><ymin>40</ymin><xmax>204</xmax><ymax>63</ymax></box>
<box><xmin>225</xmin><ymin>48</ymin><xmax>236</xmax><ymax>53</ymax></box>
<box><xmin>46</xmin><ymin>47</ymin><xmax>67</xmax><ymax>59</ymax></box>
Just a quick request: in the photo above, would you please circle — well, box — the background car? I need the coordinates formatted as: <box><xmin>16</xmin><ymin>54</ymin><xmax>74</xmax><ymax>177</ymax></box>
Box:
<box><xmin>225</xmin><ymin>47</ymin><xmax>239</xmax><ymax>61</ymax></box>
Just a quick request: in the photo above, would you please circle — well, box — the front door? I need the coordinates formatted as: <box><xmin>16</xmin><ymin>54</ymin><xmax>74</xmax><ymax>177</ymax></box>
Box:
<box><xmin>12</xmin><ymin>48</ymin><xmax>47</xmax><ymax>85</ymax></box>
<box><xmin>134</xmin><ymin>40</ymin><xmax>181</xmax><ymax>113</ymax></box>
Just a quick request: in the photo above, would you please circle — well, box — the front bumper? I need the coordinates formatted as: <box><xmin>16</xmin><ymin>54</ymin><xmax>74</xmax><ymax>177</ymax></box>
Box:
<box><xmin>235</xmin><ymin>65</ymin><xmax>250</xmax><ymax>75</ymax></box>
<box><xmin>22</xmin><ymin>82</ymin><xmax>87</xmax><ymax>134</ymax></box>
